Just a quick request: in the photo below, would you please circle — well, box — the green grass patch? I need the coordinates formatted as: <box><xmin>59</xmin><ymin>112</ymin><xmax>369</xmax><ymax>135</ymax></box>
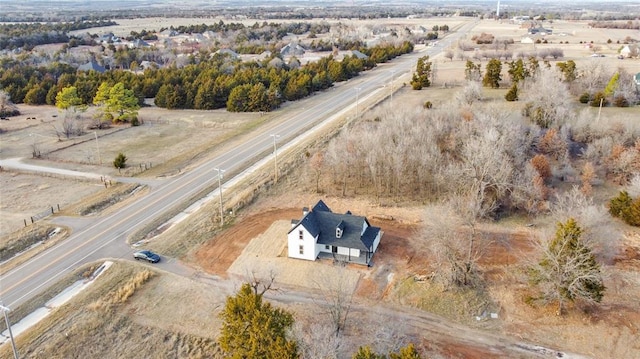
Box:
<box><xmin>392</xmin><ymin>276</ymin><xmax>496</xmax><ymax>326</ymax></box>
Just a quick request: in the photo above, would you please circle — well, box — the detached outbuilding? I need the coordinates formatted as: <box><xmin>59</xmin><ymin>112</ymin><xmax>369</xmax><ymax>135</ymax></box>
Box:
<box><xmin>288</xmin><ymin>200</ymin><xmax>382</xmax><ymax>266</ymax></box>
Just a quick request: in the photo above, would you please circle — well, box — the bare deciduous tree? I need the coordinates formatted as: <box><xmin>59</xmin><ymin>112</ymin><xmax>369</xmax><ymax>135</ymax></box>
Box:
<box><xmin>577</xmin><ymin>59</ymin><xmax>609</xmax><ymax>96</ymax></box>
<box><xmin>0</xmin><ymin>90</ymin><xmax>19</xmax><ymax>116</ymax></box>
<box><xmin>61</xmin><ymin>118</ymin><xmax>75</xmax><ymax>139</ymax></box>
<box><xmin>522</xmin><ymin>67</ymin><xmax>575</xmax><ymax>128</ymax></box>
<box><xmin>313</xmin><ymin>274</ymin><xmax>355</xmax><ymax>336</ymax></box>
<box><xmin>309</xmin><ymin>151</ymin><xmax>325</xmax><ymax>193</ymax></box>
<box><xmin>455</xmin><ymin>81</ymin><xmax>482</xmax><ymax>106</ymax></box>
<box><xmin>371</xmin><ymin>312</ymin><xmax>410</xmax><ymax>354</ymax></box>
<box><xmin>421</xmin><ymin>202</ymin><xmax>489</xmax><ymax>288</ymax></box>
<box><xmin>444</xmin><ymin>49</ymin><xmax>454</xmax><ymax>61</ymax></box>
<box><xmin>294</xmin><ymin>320</ymin><xmax>343</xmax><ymax>359</ymax></box>
<box><xmin>580</xmin><ymin>162</ymin><xmax>596</xmax><ymax>196</ymax></box>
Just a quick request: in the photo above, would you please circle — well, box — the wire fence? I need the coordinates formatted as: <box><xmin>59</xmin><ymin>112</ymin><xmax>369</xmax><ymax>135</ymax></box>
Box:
<box><xmin>25</xmin><ymin>204</ymin><xmax>60</xmax><ymax>227</ymax></box>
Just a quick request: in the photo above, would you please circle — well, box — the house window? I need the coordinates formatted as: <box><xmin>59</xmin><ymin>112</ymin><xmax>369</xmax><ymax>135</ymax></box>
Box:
<box><xmin>325</xmin><ymin>245</ymin><xmax>330</xmax><ymax>250</ymax></box>
<box><xmin>299</xmin><ymin>230</ymin><xmax>304</xmax><ymax>240</ymax></box>
<box><xmin>299</xmin><ymin>245</ymin><xmax>304</xmax><ymax>255</ymax></box>
<box><xmin>336</xmin><ymin>228</ymin><xmax>342</xmax><ymax>238</ymax></box>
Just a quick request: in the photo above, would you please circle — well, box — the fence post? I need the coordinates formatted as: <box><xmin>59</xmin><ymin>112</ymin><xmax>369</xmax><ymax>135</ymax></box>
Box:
<box><xmin>51</xmin><ymin>206</ymin><xmax>54</xmax><ymax>214</ymax></box>
<box><xmin>57</xmin><ymin>204</ymin><xmax>60</xmax><ymax>211</ymax></box>
<box><xmin>31</xmin><ymin>216</ymin><xmax>34</xmax><ymax>223</ymax></box>
<box><xmin>24</xmin><ymin>219</ymin><xmax>27</xmax><ymax>227</ymax></box>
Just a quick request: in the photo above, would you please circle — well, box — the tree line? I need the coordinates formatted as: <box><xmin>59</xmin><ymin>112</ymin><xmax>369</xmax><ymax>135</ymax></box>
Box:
<box><xmin>0</xmin><ymin>20</ymin><xmax>116</xmax><ymax>50</ymax></box>
<box><xmin>0</xmin><ymin>41</ymin><xmax>413</xmax><ymax>112</ymax></box>
<box><xmin>306</xmin><ymin>53</ymin><xmax>637</xmax><ymax>312</ymax></box>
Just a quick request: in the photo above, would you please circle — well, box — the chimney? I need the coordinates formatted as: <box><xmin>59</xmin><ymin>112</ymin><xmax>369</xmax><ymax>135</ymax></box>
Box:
<box><xmin>302</xmin><ymin>207</ymin><xmax>309</xmax><ymax>216</ymax></box>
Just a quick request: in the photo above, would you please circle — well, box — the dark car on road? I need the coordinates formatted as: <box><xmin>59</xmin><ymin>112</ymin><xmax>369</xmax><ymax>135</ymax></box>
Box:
<box><xmin>133</xmin><ymin>250</ymin><xmax>161</xmax><ymax>263</ymax></box>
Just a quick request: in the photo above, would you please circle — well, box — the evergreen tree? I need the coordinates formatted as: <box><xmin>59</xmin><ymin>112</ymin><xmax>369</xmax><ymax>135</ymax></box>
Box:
<box><xmin>410</xmin><ymin>55</ymin><xmax>432</xmax><ymax>90</ymax></box>
<box><xmin>609</xmin><ymin>190</ymin><xmax>633</xmax><ymax>218</ymax></box>
<box><xmin>24</xmin><ymin>85</ymin><xmax>48</xmax><ymax>105</ymax></box>
<box><xmin>556</xmin><ymin>60</ymin><xmax>577</xmax><ymax>83</ymax></box>
<box><xmin>506</xmin><ymin>58</ymin><xmax>528</xmax><ymax>84</ymax></box>
<box><xmin>219</xmin><ymin>283</ymin><xmax>297</xmax><ymax>358</ymax></box>
<box><xmin>609</xmin><ymin>191</ymin><xmax>640</xmax><ymax>226</ymax></box>
<box><xmin>530</xmin><ymin>218</ymin><xmax>605</xmax><ymax>314</ymax></box>
<box><xmin>227</xmin><ymin>84</ymin><xmax>251</xmax><ymax>112</ymax></box>
<box><xmin>93</xmin><ymin>82</ymin><xmax>139</xmax><ymax>122</ymax></box>
<box><xmin>353</xmin><ymin>344</ymin><xmax>423</xmax><ymax>359</ymax></box>
<box><xmin>353</xmin><ymin>346</ymin><xmax>386</xmax><ymax>359</ymax></box>
<box><xmin>505</xmin><ymin>83</ymin><xmax>518</xmax><ymax>101</ymax></box>
<box><xmin>56</xmin><ymin>86</ymin><xmax>85</xmax><ymax>111</ymax></box>
<box><xmin>113</xmin><ymin>152</ymin><xmax>127</xmax><ymax>169</ymax></box>
<box><xmin>482</xmin><ymin>58</ymin><xmax>502</xmax><ymax>88</ymax></box>
<box><xmin>389</xmin><ymin>344</ymin><xmax>422</xmax><ymax>359</ymax></box>
<box><xmin>604</xmin><ymin>72</ymin><xmax>619</xmax><ymax>97</ymax></box>
<box><xmin>247</xmin><ymin>82</ymin><xmax>269</xmax><ymax>112</ymax></box>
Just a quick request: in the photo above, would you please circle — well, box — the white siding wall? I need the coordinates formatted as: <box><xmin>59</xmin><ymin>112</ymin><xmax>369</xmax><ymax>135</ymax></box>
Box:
<box><xmin>337</xmin><ymin>247</ymin><xmax>360</xmax><ymax>257</ymax></box>
<box><xmin>372</xmin><ymin>230</ymin><xmax>383</xmax><ymax>253</ymax></box>
<box><xmin>319</xmin><ymin>245</ymin><xmax>332</xmax><ymax>254</ymax></box>
<box><xmin>287</xmin><ymin>226</ymin><xmax>318</xmax><ymax>261</ymax></box>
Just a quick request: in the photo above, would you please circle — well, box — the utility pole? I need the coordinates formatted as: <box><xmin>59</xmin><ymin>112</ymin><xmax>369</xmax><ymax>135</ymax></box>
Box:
<box><xmin>355</xmin><ymin>87</ymin><xmax>362</xmax><ymax>118</ymax></box>
<box><xmin>0</xmin><ymin>304</ymin><xmax>19</xmax><ymax>359</ymax></box>
<box><xmin>270</xmin><ymin>134</ymin><xmax>280</xmax><ymax>183</ymax></box>
<box><xmin>94</xmin><ymin>131</ymin><xmax>101</xmax><ymax>165</ymax></box>
<box><xmin>214</xmin><ymin>168</ymin><xmax>225</xmax><ymax>226</ymax></box>
<box><xmin>597</xmin><ymin>97</ymin><xmax>604</xmax><ymax>123</ymax></box>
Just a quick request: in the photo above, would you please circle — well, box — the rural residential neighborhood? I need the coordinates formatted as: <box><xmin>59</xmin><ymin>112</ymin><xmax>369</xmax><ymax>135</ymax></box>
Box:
<box><xmin>0</xmin><ymin>0</ymin><xmax>640</xmax><ymax>358</ymax></box>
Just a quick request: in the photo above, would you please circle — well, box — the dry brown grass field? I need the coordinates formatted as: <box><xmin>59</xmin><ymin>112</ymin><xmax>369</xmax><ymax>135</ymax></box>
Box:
<box><xmin>1</xmin><ymin>16</ymin><xmax>640</xmax><ymax>359</ymax></box>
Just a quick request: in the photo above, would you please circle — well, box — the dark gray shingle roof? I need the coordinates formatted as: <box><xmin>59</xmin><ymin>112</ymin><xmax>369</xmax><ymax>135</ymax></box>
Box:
<box><xmin>289</xmin><ymin>200</ymin><xmax>381</xmax><ymax>252</ymax></box>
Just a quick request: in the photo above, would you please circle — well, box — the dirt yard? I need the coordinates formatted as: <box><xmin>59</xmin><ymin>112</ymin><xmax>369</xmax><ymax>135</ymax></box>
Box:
<box><xmin>190</xmin><ymin>188</ymin><xmax>640</xmax><ymax>358</ymax></box>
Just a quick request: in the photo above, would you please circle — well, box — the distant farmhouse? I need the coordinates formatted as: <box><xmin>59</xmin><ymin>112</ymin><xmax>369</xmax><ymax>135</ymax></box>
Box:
<box><xmin>78</xmin><ymin>59</ymin><xmax>106</xmax><ymax>73</ymax></box>
<box><xmin>281</xmin><ymin>42</ymin><xmax>306</xmax><ymax>57</ymax></box>
<box><xmin>528</xmin><ymin>26</ymin><xmax>552</xmax><ymax>36</ymax></box>
<box><xmin>288</xmin><ymin>200</ymin><xmax>383</xmax><ymax>266</ymax></box>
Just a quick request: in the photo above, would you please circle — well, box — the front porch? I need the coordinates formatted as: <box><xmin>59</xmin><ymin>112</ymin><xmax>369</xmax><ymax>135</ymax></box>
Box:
<box><xmin>317</xmin><ymin>251</ymin><xmax>371</xmax><ymax>266</ymax></box>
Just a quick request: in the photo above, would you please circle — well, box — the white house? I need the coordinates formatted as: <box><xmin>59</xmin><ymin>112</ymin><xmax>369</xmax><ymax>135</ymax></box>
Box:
<box><xmin>520</xmin><ymin>37</ymin><xmax>534</xmax><ymax>44</ymax></box>
<box><xmin>287</xmin><ymin>200</ymin><xmax>383</xmax><ymax>266</ymax></box>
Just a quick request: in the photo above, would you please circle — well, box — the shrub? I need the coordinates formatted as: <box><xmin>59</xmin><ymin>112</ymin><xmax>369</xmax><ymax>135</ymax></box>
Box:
<box><xmin>613</xmin><ymin>95</ymin><xmax>629</xmax><ymax>107</ymax></box>
<box><xmin>590</xmin><ymin>92</ymin><xmax>608</xmax><ymax>107</ymax></box>
<box><xmin>579</xmin><ymin>92</ymin><xmax>591</xmax><ymax>104</ymax></box>
<box><xmin>423</xmin><ymin>101</ymin><xmax>433</xmax><ymax>109</ymax></box>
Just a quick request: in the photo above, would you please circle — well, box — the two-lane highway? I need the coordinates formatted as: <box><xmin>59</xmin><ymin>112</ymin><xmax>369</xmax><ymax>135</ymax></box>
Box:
<box><xmin>0</xmin><ymin>20</ymin><xmax>478</xmax><ymax>310</ymax></box>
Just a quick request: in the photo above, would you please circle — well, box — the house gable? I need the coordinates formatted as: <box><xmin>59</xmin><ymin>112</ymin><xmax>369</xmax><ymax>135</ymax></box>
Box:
<box><xmin>287</xmin><ymin>200</ymin><xmax>383</xmax><ymax>265</ymax></box>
